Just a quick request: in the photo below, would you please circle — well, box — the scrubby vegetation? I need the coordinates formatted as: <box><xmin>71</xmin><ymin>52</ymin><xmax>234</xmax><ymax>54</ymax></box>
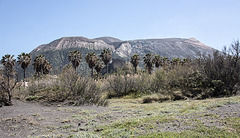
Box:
<box><xmin>1</xmin><ymin>41</ymin><xmax>240</xmax><ymax>106</ymax></box>
<box><xmin>16</xmin><ymin>66</ymin><xmax>107</xmax><ymax>106</ymax></box>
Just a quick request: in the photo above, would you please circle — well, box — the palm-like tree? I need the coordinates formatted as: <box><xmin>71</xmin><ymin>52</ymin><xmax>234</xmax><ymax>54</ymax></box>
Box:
<box><xmin>181</xmin><ymin>58</ymin><xmax>191</xmax><ymax>65</ymax></box>
<box><xmin>153</xmin><ymin>55</ymin><xmax>162</xmax><ymax>69</ymax></box>
<box><xmin>143</xmin><ymin>53</ymin><xmax>154</xmax><ymax>74</ymax></box>
<box><xmin>130</xmin><ymin>54</ymin><xmax>140</xmax><ymax>73</ymax></box>
<box><xmin>95</xmin><ymin>59</ymin><xmax>104</xmax><ymax>78</ymax></box>
<box><xmin>0</xmin><ymin>54</ymin><xmax>16</xmax><ymax>104</ymax></box>
<box><xmin>33</xmin><ymin>55</ymin><xmax>45</xmax><ymax>77</ymax></box>
<box><xmin>1</xmin><ymin>54</ymin><xmax>16</xmax><ymax>73</ymax></box>
<box><xmin>171</xmin><ymin>58</ymin><xmax>181</xmax><ymax>66</ymax></box>
<box><xmin>100</xmin><ymin>49</ymin><xmax>112</xmax><ymax>74</ymax></box>
<box><xmin>85</xmin><ymin>52</ymin><xmax>98</xmax><ymax>77</ymax></box>
<box><xmin>43</xmin><ymin>60</ymin><xmax>52</xmax><ymax>75</ymax></box>
<box><xmin>17</xmin><ymin>53</ymin><xmax>31</xmax><ymax>79</ymax></box>
<box><xmin>68</xmin><ymin>50</ymin><xmax>82</xmax><ymax>71</ymax></box>
<box><xmin>32</xmin><ymin>55</ymin><xmax>52</xmax><ymax>77</ymax></box>
<box><xmin>162</xmin><ymin>56</ymin><xmax>170</xmax><ymax>67</ymax></box>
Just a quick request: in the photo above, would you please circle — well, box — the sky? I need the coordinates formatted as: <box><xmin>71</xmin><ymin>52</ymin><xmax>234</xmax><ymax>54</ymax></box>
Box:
<box><xmin>0</xmin><ymin>0</ymin><xmax>240</xmax><ymax>57</ymax></box>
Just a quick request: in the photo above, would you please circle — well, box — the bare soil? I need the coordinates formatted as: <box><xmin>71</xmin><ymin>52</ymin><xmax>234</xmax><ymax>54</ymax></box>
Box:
<box><xmin>0</xmin><ymin>98</ymin><xmax>240</xmax><ymax>137</ymax></box>
<box><xmin>0</xmin><ymin>100</ymin><xmax>108</xmax><ymax>137</ymax></box>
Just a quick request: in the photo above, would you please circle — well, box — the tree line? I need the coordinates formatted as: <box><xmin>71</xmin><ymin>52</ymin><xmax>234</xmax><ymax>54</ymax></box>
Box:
<box><xmin>1</xmin><ymin>40</ymin><xmax>240</xmax><ymax>106</ymax></box>
<box><xmin>0</xmin><ymin>48</ymin><xmax>209</xmax><ymax>106</ymax></box>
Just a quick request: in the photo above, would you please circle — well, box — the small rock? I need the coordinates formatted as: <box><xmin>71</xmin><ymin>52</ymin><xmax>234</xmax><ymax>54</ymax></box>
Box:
<box><xmin>95</xmin><ymin>128</ymin><xmax>103</xmax><ymax>132</ymax></box>
<box><xmin>79</xmin><ymin>128</ymin><xmax>88</xmax><ymax>131</ymax></box>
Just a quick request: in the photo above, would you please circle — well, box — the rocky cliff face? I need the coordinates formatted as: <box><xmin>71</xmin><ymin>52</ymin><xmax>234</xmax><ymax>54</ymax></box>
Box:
<box><xmin>31</xmin><ymin>36</ymin><xmax>215</xmax><ymax>59</ymax></box>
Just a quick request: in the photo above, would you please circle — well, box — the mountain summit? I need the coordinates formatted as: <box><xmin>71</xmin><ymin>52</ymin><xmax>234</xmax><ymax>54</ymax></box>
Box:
<box><xmin>31</xmin><ymin>37</ymin><xmax>115</xmax><ymax>54</ymax></box>
<box><xmin>31</xmin><ymin>36</ymin><xmax>215</xmax><ymax>59</ymax></box>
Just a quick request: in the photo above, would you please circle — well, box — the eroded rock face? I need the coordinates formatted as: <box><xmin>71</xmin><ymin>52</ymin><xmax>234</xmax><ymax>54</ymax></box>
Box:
<box><xmin>115</xmin><ymin>42</ymin><xmax>132</xmax><ymax>58</ymax></box>
<box><xmin>115</xmin><ymin>38</ymin><xmax>215</xmax><ymax>58</ymax></box>
<box><xmin>31</xmin><ymin>36</ymin><xmax>215</xmax><ymax>59</ymax></box>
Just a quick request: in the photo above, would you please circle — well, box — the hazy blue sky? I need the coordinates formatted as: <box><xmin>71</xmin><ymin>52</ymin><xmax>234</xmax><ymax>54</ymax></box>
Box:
<box><xmin>1</xmin><ymin>0</ymin><xmax>240</xmax><ymax>57</ymax></box>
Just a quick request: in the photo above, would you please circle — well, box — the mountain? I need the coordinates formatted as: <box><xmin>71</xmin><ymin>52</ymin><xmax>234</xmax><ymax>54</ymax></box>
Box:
<box><xmin>27</xmin><ymin>36</ymin><xmax>216</xmax><ymax>76</ymax></box>
<box><xmin>31</xmin><ymin>37</ymin><xmax>215</xmax><ymax>58</ymax></box>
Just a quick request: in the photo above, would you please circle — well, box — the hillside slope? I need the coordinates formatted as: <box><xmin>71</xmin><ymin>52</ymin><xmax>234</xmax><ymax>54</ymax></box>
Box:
<box><xmin>27</xmin><ymin>36</ymin><xmax>216</xmax><ymax>76</ymax></box>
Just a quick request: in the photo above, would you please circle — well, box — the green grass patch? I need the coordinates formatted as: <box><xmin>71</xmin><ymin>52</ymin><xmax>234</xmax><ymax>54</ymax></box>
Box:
<box><xmin>138</xmin><ymin>125</ymin><xmax>238</xmax><ymax>138</ymax></box>
<box><xmin>225</xmin><ymin>117</ymin><xmax>240</xmax><ymax>134</ymax></box>
<box><xmin>95</xmin><ymin>115</ymin><xmax>176</xmax><ymax>137</ymax></box>
<box><xmin>60</xmin><ymin>124</ymin><xmax>73</xmax><ymax>129</ymax></box>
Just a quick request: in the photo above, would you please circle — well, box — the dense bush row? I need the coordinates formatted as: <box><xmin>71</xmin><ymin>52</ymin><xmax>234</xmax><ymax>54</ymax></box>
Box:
<box><xmin>16</xmin><ymin>66</ymin><xmax>107</xmax><ymax>106</ymax></box>
<box><xmin>106</xmin><ymin>41</ymin><xmax>240</xmax><ymax>101</ymax></box>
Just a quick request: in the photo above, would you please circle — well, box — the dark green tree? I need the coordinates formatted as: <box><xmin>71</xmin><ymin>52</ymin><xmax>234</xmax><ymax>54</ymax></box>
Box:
<box><xmin>153</xmin><ymin>55</ymin><xmax>162</xmax><ymax>69</ymax></box>
<box><xmin>171</xmin><ymin>58</ymin><xmax>181</xmax><ymax>66</ymax></box>
<box><xmin>162</xmin><ymin>56</ymin><xmax>170</xmax><ymax>68</ymax></box>
<box><xmin>68</xmin><ymin>50</ymin><xmax>82</xmax><ymax>71</ymax></box>
<box><xmin>17</xmin><ymin>53</ymin><xmax>31</xmax><ymax>79</ymax></box>
<box><xmin>95</xmin><ymin>59</ymin><xmax>104</xmax><ymax>78</ymax></box>
<box><xmin>170</xmin><ymin>58</ymin><xmax>182</xmax><ymax>70</ymax></box>
<box><xmin>43</xmin><ymin>60</ymin><xmax>52</xmax><ymax>75</ymax></box>
<box><xmin>100</xmin><ymin>49</ymin><xmax>112</xmax><ymax>74</ymax></box>
<box><xmin>33</xmin><ymin>55</ymin><xmax>45</xmax><ymax>77</ymax></box>
<box><xmin>130</xmin><ymin>54</ymin><xmax>140</xmax><ymax>73</ymax></box>
<box><xmin>85</xmin><ymin>52</ymin><xmax>98</xmax><ymax>77</ymax></box>
<box><xmin>33</xmin><ymin>55</ymin><xmax>51</xmax><ymax>77</ymax></box>
<box><xmin>143</xmin><ymin>53</ymin><xmax>154</xmax><ymax>74</ymax></box>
